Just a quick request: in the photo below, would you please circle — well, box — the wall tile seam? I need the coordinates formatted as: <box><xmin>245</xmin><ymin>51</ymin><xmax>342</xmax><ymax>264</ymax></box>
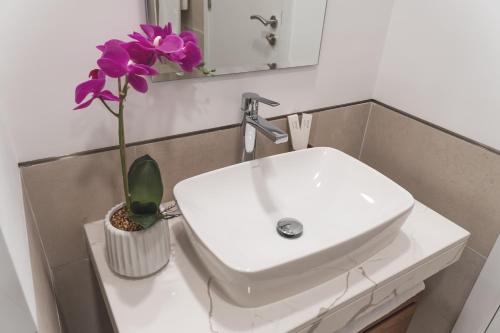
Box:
<box><xmin>51</xmin><ymin>258</ymin><xmax>93</xmax><ymax>333</ymax></box>
<box><xmin>50</xmin><ymin>260</ymin><xmax>90</xmax><ymax>331</ymax></box>
<box><xmin>358</xmin><ymin>102</ymin><xmax>374</xmax><ymax>160</ymax></box>
<box><xmin>20</xmin><ymin>174</ymin><xmax>65</xmax><ymax>333</ymax></box>
<box><xmin>53</xmin><ymin>257</ymin><xmax>92</xmax><ymax>274</ymax></box>
<box><xmin>53</xmin><ymin>301</ymin><xmax>64</xmax><ymax>333</ymax></box>
<box><xmin>466</xmin><ymin>245</ymin><xmax>488</xmax><ymax>261</ymax></box>
<box><xmin>46</xmin><ymin>246</ymin><xmax>95</xmax><ymax>272</ymax></box>
<box><xmin>20</xmin><ymin>174</ymin><xmax>57</xmax><ymax>292</ymax></box>
<box><xmin>39</xmin><ymin>288</ymin><xmax>64</xmax><ymax>333</ymax></box>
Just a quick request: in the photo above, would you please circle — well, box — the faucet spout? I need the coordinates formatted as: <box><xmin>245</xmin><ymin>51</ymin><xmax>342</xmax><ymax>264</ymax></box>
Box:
<box><xmin>246</xmin><ymin>116</ymin><xmax>288</xmax><ymax>144</ymax></box>
<box><xmin>240</xmin><ymin>92</ymin><xmax>289</xmax><ymax>162</ymax></box>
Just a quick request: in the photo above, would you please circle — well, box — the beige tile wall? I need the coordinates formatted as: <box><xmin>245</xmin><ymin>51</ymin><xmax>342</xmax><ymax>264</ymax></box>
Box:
<box><xmin>309</xmin><ymin>103</ymin><xmax>371</xmax><ymax>158</ymax></box>
<box><xmin>360</xmin><ymin>103</ymin><xmax>500</xmax><ymax>332</ymax></box>
<box><xmin>53</xmin><ymin>259</ymin><xmax>114</xmax><ymax>333</ymax></box>
<box><xmin>20</xmin><ymin>103</ymin><xmax>370</xmax><ymax>333</ymax></box>
<box><xmin>21</xmin><ymin>149</ymin><xmax>134</xmax><ymax>333</ymax></box>
<box><xmin>23</xmin><ymin>183</ymin><xmax>62</xmax><ymax>333</ymax></box>
<box><xmin>22</xmin><ymin>149</ymin><xmax>134</xmax><ymax>269</ymax></box>
<box><xmin>136</xmin><ymin>126</ymin><xmax>241</xmax><ymax>202</ymax></box>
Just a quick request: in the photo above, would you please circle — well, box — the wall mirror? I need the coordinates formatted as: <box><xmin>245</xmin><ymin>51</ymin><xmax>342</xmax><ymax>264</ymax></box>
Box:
<box><xmin>145</xmin><ymin>0</ymin><xmax>328</xmax><ymax>82</ymax></box>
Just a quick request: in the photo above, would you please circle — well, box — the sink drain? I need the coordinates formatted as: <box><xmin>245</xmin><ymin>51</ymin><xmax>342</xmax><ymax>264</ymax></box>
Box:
<box><xmin>276</xmin><ymin>218</ymin><xmax>303</xmax><ymax>239</ymax></box>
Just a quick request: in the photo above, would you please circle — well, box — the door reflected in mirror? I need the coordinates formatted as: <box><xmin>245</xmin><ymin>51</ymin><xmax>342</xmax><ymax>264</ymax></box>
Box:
<box><xmin>145</xmin><ymin>0</ymin><xmax>328</xmax><ymax>81</ymax></box>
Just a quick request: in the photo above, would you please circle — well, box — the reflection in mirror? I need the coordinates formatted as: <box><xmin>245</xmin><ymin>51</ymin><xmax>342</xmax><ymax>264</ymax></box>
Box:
<box><xmin>145</xmin><ymin>0</ymin><xmax>328</xmax><ymax>82</ymax></box>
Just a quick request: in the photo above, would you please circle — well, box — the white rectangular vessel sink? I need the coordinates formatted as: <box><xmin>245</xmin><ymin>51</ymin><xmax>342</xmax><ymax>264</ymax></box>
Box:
<box><xmin>174</xmin><ymin>147</ymin><xmax>414</xmax><ymax>307</ymax></box>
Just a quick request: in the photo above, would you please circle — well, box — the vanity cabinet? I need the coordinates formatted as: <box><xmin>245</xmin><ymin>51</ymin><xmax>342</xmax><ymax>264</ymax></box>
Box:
<box><xmin>362</xmin><ymin>296</ymin><xmax>419</xmax><ymax>333</ymax></box>
<box><xmin>297</xmin><ymin>294</ymin><xmax>421</xmax><ymax>333</ymax></box>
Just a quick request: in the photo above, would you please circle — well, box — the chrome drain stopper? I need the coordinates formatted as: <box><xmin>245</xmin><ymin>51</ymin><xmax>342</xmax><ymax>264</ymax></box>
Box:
<box><xmin>276</xmin><ymin>218</ymin><xmax>303</xmax><ymax>239</ymax></box>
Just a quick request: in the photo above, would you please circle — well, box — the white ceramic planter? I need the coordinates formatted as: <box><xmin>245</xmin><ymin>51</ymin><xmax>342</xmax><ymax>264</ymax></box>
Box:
<box><xmin>104</xmin><ymin>203</ymin><xmax>170</xmax><ymax>278</ymax></box>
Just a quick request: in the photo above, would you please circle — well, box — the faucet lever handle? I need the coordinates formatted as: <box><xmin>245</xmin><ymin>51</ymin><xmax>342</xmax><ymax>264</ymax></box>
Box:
<box><xmin>241</xmin><ymin>92</ymin><xmax>280</xmax><ymax>113</ymax></box>
<box><xmin>256</xmin><ymin>96</ymin><xmax>280</xmax><ymax>107</ymax></box>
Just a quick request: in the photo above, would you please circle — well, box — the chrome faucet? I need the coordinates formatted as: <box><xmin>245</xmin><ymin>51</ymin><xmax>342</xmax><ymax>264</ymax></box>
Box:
<box><xmin>241</xmin><ymin>92</ymin><xmax>289</xmax><ymax>162</ymax></box>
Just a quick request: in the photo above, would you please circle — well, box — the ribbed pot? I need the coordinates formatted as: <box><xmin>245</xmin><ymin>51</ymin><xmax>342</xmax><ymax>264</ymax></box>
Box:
<box><xmin>104</xmin><ymin>203</ymin><xmax>170</xmax><ymax>278</ymax></box>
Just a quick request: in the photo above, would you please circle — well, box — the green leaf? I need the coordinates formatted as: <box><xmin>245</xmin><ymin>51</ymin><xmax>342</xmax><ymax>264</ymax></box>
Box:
<box><xmin>128</xmin><ymin>212</ymin><xmax>160</xmax><ymax>229</ymax></box>
<box><xmin>127</xmin><ymin>155</ymin><xmax>164</xmax><ymax>229</ymax></box>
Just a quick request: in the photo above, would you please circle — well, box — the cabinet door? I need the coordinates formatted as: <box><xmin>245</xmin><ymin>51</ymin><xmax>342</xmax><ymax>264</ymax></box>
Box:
<box><xmin>362</xmin><ymin>302</ymin><xmax>417</xmax><ymax>333</ymax></box>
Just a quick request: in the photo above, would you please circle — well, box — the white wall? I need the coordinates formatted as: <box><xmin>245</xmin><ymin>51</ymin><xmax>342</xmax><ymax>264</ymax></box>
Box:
<box><xmin>0</xmin><ymin>230</ymin><xmax>36</xmax><ymax>333</ymax></box>
<box><xmin>0</xmin><ymin>0</ymin><xmax>395</xmax><ymax>162</ymax></box>
<box><xmin>0</xmin><ymin>112</ymin><xmax>36</xmax><ymax>325</ymax></box>
<box><xmin>375</xmin><ymin>0</ymin><xmax>500</xmax><ymax>151</ymax></box>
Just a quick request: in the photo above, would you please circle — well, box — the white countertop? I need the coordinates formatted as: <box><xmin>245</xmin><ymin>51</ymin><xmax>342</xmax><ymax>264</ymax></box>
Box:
<box><xmin>85</xmin><ymin>201</ymin><xmax>469</xmax><ymax>333</ymax></box>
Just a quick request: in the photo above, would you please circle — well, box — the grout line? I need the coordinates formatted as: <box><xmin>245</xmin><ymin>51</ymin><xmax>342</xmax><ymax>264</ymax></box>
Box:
<box><xmin>358</xmin><ymin>102</ymin><xmax>374</xmax><ymax>161</ymax></box>
<box><xmin>21</xmin><ymin>174</ymin><xmax>57</xmax><ymax>290</ymax></box>
<box><xmin>21</xmin><ymin>174</ymin><xmax>67</xmax><ymax>333</ymax></box>
<box><xmin>466</xmin><ymin>246</ymin><xmax>488</xmax><ymax>260</ymax></box>
<box><xmin>52</xmin><ymin>257</ymin><xmax>91</xmax><ymax>273</ymax></box>
<box><xmin>86</xmin><ymin>249</ymin><xmax>120</xmax><ymax>333</ymax></box>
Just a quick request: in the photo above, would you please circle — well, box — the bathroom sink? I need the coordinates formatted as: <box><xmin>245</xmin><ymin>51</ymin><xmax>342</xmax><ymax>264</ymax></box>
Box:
<box><xmin>174</xmin><ymin>147</ymin><xmax>414</xmax><ymax>307</ymax></box>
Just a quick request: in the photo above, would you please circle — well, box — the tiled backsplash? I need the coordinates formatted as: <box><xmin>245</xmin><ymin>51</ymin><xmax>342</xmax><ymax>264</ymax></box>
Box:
<box><xmin>362</xmin><ymin>104</ymin><xmax>500</xmax><ymax>257</ymax></box>
<box><xmin>20</xmin><ymin>101</ymin><xmax>500</xmax><ymax>333</ymax></box>
<box><xmin>309</xmin><ymin>102</ymin><xmax>370</xmax><ymax>158</ymax></box>
<box><xmin>360</xmin><ymin>103</ymin><xmax>499</xmax><ymax>332</ymax></box>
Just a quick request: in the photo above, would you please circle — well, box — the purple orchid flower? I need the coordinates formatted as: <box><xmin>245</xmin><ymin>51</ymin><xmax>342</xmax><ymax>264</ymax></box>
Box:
<box><xmin>169</xmin><ymin>32</ymin><xmax>202</xmax><ymax>72</ymax></box>
<box><xmin>142</xmin><ymin>23</ymin><xmax>173</xmax><ymax>41</ymax></box>
<box><xmin>74</xmin><ymin>69</ymin><xmax>119</xmax><ymax>110</ymax></box>
<box><xmin>74</xmin><ymin>22</ymin><xmax>204</xmax><ymax>112</ymax></box>
<box><xmin>97</xmin><ymin>40</ymin><xmax>158</xmax><ymax>93</ymax></box>
<box><xmin>122</xmin><ymin>41</ymin><xmax>157</xmax><ymax>66</ymax></box>
<box><xmin>129</xmin><ymin>24</ymin><xmax>202</xmax><ymax>72</ymax></box>
<box><xmin>129</xmin><ymin>23</ymin><xmax>184</xmax><ymax>57</ymax></box>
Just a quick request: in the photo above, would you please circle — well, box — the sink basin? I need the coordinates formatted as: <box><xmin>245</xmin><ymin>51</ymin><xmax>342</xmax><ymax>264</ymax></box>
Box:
<box><xmin>174</xmin><ymin>147</ymin><xmax>414</xmax><ymax>307</ymax></box>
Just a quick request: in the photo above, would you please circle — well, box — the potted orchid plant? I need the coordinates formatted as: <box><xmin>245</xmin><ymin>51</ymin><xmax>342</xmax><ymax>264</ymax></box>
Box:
<box><xmin>74</xmin><ymin>23</ymin><xmax>202</xmax><ymax>278</ymax></box>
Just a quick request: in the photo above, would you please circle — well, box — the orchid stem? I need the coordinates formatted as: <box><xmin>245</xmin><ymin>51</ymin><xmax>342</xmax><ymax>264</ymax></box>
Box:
<box><xmin>117</xmin><ymin>76</ymin><xmax>131</xmax><ymax>210</ymax></box>
<box><xmin>99</xmin><ymin>98</ymin><xmax>119</xmax><ymax>117</ymax></box>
